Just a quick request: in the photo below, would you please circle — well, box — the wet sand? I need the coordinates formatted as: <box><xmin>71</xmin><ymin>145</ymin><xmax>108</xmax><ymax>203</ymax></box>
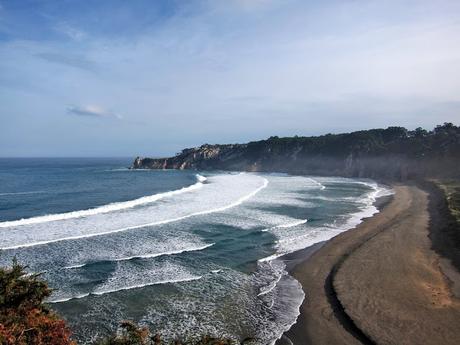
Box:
<box><xmin>279</xmin><ymin>184</ymin><xmax>460</xmax><ymax>345</ymax></box>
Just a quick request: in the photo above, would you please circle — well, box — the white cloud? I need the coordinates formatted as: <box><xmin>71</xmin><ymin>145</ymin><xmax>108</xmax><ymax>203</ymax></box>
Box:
<box><xmin>1</xmin><ymin>0</ymin><xmax>460</xmax><ymax>156</ymax></box>
<box><xmin>54</xmin><ymin>22</ymin><xmax>86</xmax><ymax>41</ymax></box>
<box><xmin>218</xmin><ymin>0</ymin><xmax>277</xmax><ymax>12</ymax></box>
<box><xmin>67</xmin><ymin>105</ymin><xmax>121</xmax><ymax>119</ymax></box>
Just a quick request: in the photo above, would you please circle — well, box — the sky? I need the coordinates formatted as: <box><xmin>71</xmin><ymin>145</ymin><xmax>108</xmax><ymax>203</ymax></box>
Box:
<box><xmin>1</xmin><ymin>0</ymin><xmax>459</xmax><ymax>157</ymax></box>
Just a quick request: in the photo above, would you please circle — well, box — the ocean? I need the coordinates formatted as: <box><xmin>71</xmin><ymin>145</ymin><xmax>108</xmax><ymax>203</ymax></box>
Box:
<box><xmin>0</xmin><ymin>158</ymin><xmax>391</xmax><ymax>344</ymax></box>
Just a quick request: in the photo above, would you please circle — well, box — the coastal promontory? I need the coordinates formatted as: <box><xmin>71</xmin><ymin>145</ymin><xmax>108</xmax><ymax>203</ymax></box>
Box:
<box><xmin>133</xmin><ymin>123</ymin><xmax>460</xmax><ymax>181</ymax></box>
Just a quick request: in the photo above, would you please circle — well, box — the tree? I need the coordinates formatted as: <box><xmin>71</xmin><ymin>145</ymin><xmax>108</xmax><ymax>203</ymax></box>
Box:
<box><xmin>412</xmin><ymin>127</ymin><xmax>428</xmax><ymax>138</ymax></box>
<box><xmin>0</xmin><ymin>261</ymin><xmax>237</xmax><ymax>345</ymax></box>
<box><xmin>0</xmin><ymin>259</ymin><xmax>75</xmax><ymax>345</ymax></box>
<box><xmin>434</xmin><ymin>122</ymin><xmax>457</xmax><ymax>135</ymax></box>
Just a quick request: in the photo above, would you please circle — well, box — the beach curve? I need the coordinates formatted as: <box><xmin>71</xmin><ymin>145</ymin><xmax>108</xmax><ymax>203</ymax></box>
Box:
<box><xmin>280</xmin><ymin>184</ymin><xmax>460</xmax><ymax>345</ymax></box>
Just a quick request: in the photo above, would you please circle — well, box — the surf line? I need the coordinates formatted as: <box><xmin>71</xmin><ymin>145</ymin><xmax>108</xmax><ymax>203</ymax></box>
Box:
<box><xmin>48</xmin><ymin>275</ymin><xmax>203</xmax><ymax>303</ymax></box>
<box><xmin>261</xmin><ymin>219</ymin><xmax>308</xmax><ymax>232</ymax></box>
<box><xmin>307</xmin><ymin>177</ymin><xmax>326</xmax><ymax>190</ymax></box>
<box><xmin>0</xmin><ymin>174</ymin><xmax>207</xmax><ymax>229</ymax></box>
<box><xmin>2</xmin><ymin>177</ymin><xmax>269</xmax><ymax>250</ymax></box>
<box><xmin>62</xmin><ymin>243</ymin><xmax>215</xmax><ymax>270</ymax></box>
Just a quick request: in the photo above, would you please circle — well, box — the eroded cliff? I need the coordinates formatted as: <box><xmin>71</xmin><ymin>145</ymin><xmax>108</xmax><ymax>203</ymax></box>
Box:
<box><xmin>132</xmin><ymin>123</ymin><xmax>460</xmax><ymax>181</ymax></box>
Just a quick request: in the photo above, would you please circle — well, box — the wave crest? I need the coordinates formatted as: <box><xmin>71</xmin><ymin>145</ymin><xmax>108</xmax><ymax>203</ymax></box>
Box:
<box><xmin>0</xmin><ymin>174</ymin><xmax>207</xmax><ymax>229</ymax></box>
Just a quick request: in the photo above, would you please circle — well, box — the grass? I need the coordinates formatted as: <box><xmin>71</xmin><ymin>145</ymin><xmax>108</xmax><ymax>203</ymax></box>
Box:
<box><xmin>437</xmin><ymin>180</ymin><xmax>460</xmax><ymax>223</ymax></box>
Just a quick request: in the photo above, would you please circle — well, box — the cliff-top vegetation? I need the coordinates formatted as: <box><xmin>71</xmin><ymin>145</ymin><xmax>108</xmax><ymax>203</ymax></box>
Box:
<box><xmin>133</xmin><ymin>123</ymin><xmax>460</xmax><ymax>180</ymax></box>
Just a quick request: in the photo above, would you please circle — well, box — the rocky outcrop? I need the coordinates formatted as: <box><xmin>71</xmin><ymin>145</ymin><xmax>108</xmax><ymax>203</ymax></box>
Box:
<box><xmin>132</xmin><ymin>124</ymin><xmax>460</xmax><ymax>181</ymax></box>
<box><xmin>133</xmin><ymin>144</ymin><xmax>249</xmax><ymax>170</ymax></box>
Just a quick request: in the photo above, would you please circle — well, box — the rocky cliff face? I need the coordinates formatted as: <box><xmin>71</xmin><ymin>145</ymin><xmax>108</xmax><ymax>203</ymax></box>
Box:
<box><xmin>133</xmin><ymin>144</ymin><xmax>249</xmax><ymax>170</ymax></box>
<box><xmin>132</xmin><ymin>124</ymin><xmax>460</xmax><ymax>181</ymax></box>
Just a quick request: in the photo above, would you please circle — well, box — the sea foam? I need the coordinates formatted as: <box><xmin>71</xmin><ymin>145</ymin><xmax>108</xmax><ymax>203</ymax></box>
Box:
<box><xmin>62</xmin><ymin>243</ymin><xmax>214</xmax><ymax>270</ymax></box>
<box><xmin>0</xmin><ymin>174</ymin><xmax>267</xmax><ymax>250</ymax></box>
<box><xmin>0</xmin><ymin>174</ymin><xmax>207</xmax><ymax>229</ymax></box>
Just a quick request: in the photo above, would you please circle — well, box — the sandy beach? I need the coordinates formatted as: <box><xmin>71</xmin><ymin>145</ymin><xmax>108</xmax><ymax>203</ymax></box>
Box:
<box><xmin>280</xmin><ymin>184</ymin><xmax>460</xmax><ymax>345</ymax></box>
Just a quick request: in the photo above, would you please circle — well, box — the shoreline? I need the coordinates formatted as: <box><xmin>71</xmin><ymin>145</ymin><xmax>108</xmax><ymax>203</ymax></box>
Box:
<box><xmin>276</xmin><ymin>183</ymin><xmax>460</xmax><ymax>345</ymax></box>
<box><xmin>273</xmin><ymin>188</ymin><xmax>393</xmax><ymax>345</ymax></box>
<box><xmin>274</xmin><ymin>189</ymin><xmax>393</xmax><ymax>345</ymax></box>
<box><xmin>280</xmin><ymin>190</ymin><xmax>393</xmax><ymax>272</ymax></box>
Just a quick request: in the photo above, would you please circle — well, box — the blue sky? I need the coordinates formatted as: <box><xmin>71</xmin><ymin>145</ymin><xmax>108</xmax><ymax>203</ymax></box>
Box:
<box><xmin>1</xmin><ymin>0</ymin><xmax>459</xmax><ymax>157</ymax></box>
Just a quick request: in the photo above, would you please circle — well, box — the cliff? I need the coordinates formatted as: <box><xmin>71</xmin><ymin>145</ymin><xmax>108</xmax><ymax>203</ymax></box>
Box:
<box><xmin>132</xmin><ymin>123</ymin><xmax>460</xmax><ymax>181</ymax></box>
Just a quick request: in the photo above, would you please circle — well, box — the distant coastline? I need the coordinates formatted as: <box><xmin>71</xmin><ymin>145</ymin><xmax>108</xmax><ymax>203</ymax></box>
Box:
<box><xmin>131</xmin><ymin>123</ymin><xmax>460</xmax><ymax>344</ymax></box>
<box><xmin>132</xmin><ymin>123</ymin><xmax>460</xmax><ymax>181</ymax></box>
<box><xmin>272</xmin><ymin>181</ymin><xmax>460</xmax><ymax>345</ymax></box>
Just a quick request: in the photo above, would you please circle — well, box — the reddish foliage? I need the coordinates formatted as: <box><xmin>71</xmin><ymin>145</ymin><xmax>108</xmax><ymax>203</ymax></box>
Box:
<box><xmin>0</xmin><ymin>260</ymin><xmax>75</xmax><ymax>345</ymax></box>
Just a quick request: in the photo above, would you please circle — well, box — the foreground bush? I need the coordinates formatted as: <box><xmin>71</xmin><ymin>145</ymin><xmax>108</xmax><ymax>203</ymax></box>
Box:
<box><xmin>95</xmin><ymin>321</ymin><xmax>236</xmax><ymax>345</ymax></box>
<box><xmin>0</xmin><ymin>260</ymin><xmax>240</xmax><ymax>345</ymax></box>
<box><xmin>0</xmin><ymin>259</ymin><xmax>75</xmax><ymax>345</ymax></box>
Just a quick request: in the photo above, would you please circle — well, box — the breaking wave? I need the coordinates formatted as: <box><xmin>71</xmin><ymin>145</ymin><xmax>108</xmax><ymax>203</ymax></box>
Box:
<box><xmin>0</xmin><ymin>175</ymin><xmax>267</xmax><ymax>250</ymax></box>
<box><xmin>49</xmin><ymin>275</ymin><xmax>203</xmax><ymax>303</ymax></box>
<box><xmin>0</xmin><ymin>174</ymin><xmax>207</xmax><ymax>229</ymax></box>
<box><xmin>63</xmin><ymin>243</ymin><xmax>214</xmax><ymax>270</ymax></box>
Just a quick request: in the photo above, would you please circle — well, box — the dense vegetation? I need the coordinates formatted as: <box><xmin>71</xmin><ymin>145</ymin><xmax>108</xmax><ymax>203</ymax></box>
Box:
<box><xmin>95</xmin><ymin>321</ymin><xmax>235</xmax><ymax>345</ymax></box>
<box><xmin>0</xmin><ymin>261</ymin><xmax>236</xmax><ymax>345</ymax></box>
<box><xmin>245</xmin><ymin>123</ymin><xmax>460</xmax><ymax>158</ymax></box>
<box><xmin>134</xmin><ymin>123</ymin><xmax>460</xmax><ymax>180</ymax></box>
<box><xmin>0</xmin><ymin>259</ymin><xmax>75</xmax><ymax>345</ymax></box>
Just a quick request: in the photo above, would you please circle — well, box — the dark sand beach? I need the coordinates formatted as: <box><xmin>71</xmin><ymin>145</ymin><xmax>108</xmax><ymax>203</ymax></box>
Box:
<box><xmin>280</xmin><ymin>184</ymin><xmax>460</xmax><ymax>345</ymax></box>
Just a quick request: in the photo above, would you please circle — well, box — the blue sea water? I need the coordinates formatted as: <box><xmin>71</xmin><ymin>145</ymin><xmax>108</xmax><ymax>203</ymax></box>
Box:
<box><xmin>0</xmin><ymin>158</ymin><xmax>391</xmax><ymax>344</ymax></box>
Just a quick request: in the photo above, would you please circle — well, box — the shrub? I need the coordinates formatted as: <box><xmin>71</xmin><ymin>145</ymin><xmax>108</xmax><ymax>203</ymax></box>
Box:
<box><xmin>0</xmin><ymin>259</ymin><xmax>75</xmax><ymax>345</ymax></box>
<box><xmin>0</xmin><ymin>260</ymin><xmax>244</xmax><ymax>345</ymax></box>
<box><xmin>94</xmin><ymin>321</ymin><xmax>236</xmax><ymax>345</ymax></box>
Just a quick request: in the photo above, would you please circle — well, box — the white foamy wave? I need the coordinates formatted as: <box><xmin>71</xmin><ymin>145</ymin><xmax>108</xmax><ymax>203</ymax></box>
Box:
<box><xmin>63</xmin><ymin>243</ymin><xmax>214</xmax><ymax>270</ymax></box>
<box><xmin>266</xmin><ymin>273</ymin><xmax>304</xmax><ymax>345</ymax></box>
<box><xmin>255</xmin><ymin>260</ymin><xmax>285</xmax><ymax>312</ymax></box>
<box><xmin>49</xmin><ymin>260</ymin><xmax>204</xmax><ymax>303</ymax></box>
<box><xmin>258</xmin><ymin>227</ymin><xmax>341</xmax><ymax>263</ymax></box>
<box><xmin>278</xmin><ymin>219</ymin><xmax>308</xmax><ymax>228</ymax></box>
<box><xmin>261</xmin><ymin>219</ymin><xmax>308</xmax><ymax>232</ymax></box>
<box><xmin>0</xmin><ymin>174</ymin><xmax>266</xmax><ymax>250</ymax></box>
<box><xmin>258</xmin><ymin>253</ymin><xmax>284</xmax><ymax>263</ymax></box>
<box><xmin>93</xmin><ymin>261</ymin><xmax>202</xmax><ymax>298</ymax></box>
<box><xmin>93</xmin><ymin>276</ymin><xmax>203</xmax><ymax>297</ymax></box>
<box><xmin>195</xmin><ymin>174</ymin><xmax>207</xmax><ymax>183</ymax></box>
<box><xmin>49</xmin><ymin>276</ymin><xmax>202</xmax><ymax>303</ymax></box>
<box><xmin>0</xmin><ymin>175</ymin><xmax>207</xmax><ymax>229</ymax></box>
<box><xmin>0</xmin><ymin>228</ymin><xmax>209</xmax><ymax>273</ymax></box>
<box><xmin>252</xmin><ymin>258</ymin><xmax>305</xmax><ymax>344</ymax></box>
<box><xmin>62</xmin><ymin>263</ymin><xmax>86</xmax><ymax>269</ymax></box>
<box><xmin>307</xmin><ymin>177</ymin><xmax>326</xmax><ymax>190</ymax></box>
<box><xmin>339</xmin><ymin>182</ymin><xmax>392</xmax><ymax>231</ymax></box>
<box><xmin>0</xmin><ymin>191</ymin><xmax>47</xmax><ymax>196</ymax></box>
<box><xmin>257</xmin><ymin>266</ymin><xmax>284</xmax><ymax>296</ymax></box>
<box><xmin>350</xmin><ymin>180</ymin><xmax>393</xmax><ymax>199</ymax></box>
<box><xmin>105</xmin><ymin>177</ymin><xmax>268</xmax><ymax>233</ymax></box>
<box><xmin>49</xmin><ymin>293</ymin><xmax>92</xmax><ymax>303</ymax></box>
<box><xmin>260</xmin><ymin>180</ymin><xmax>392</xmax><ymax>263</ymax></box>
